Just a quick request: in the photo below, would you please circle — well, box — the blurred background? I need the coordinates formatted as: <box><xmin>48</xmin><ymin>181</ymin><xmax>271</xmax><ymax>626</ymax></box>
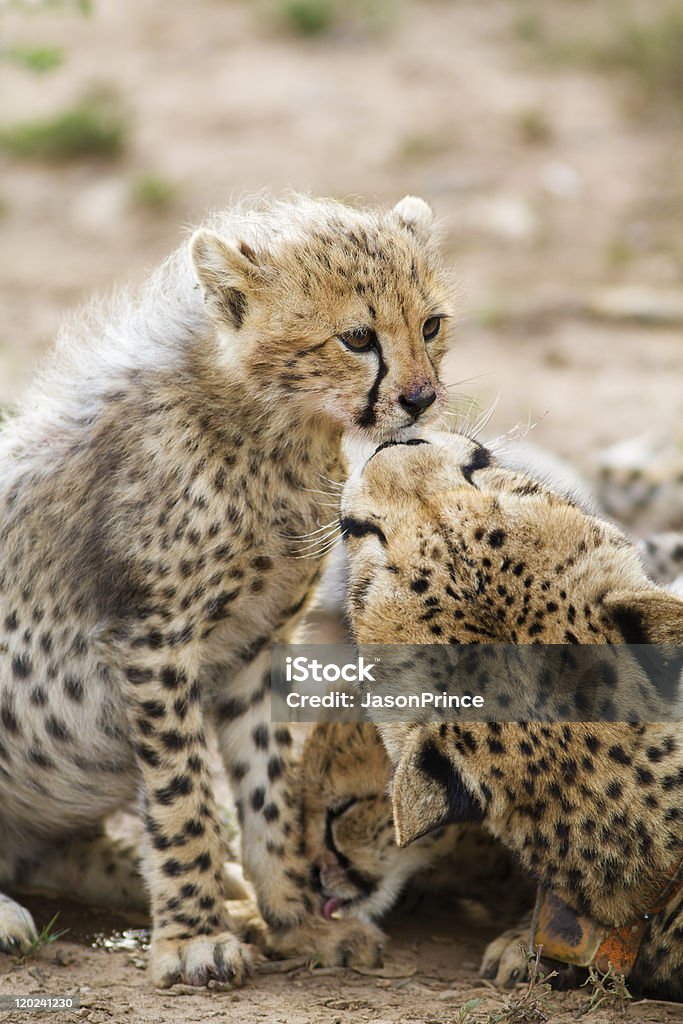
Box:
<box><xmin>1</xmin><ymin>0</ymin><xmax>682</xmax><ymax>462</ymax></box>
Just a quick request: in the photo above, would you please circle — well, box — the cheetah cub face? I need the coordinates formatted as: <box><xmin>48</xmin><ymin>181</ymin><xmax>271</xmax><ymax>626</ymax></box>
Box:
<box><xmin>341</xmin><ymin>429</ymin><xmax>666</xmax><ymax>650</ymax></box>
<box><xmin>302</xmin><ymin>723</ymin><xmax>458</xmax><ymax>923</ymax></box>
<box><xmin>191</xmin><ymin>197</ymin><xmax>452</xmax><ymax>439</ymax></box>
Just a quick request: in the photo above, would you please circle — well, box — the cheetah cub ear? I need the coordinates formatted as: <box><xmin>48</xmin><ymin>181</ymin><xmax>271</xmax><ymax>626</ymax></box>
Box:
<box><xmin>393</xmin><ymin>196</ymin><xmax>434</xmax><ymax>241</ymax></box>
<box><xmin>604</xmin><ymin>589</ymin><xmax>683</xmax><ymax>644</ymax></box>
<box><xmin>190</xmin><ymin>230</ymin><xmax>266</xmax><ymax>330</ymax></box>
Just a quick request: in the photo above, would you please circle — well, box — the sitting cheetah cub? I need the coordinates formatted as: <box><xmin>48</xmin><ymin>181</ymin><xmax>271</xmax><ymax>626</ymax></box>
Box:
<box><xmin>341</xmin><ymin>430</ymin><xmax>683</xmax><ymax>1000</ymax></box>
<box><xmin>0</xmin><ymin>194</ymin><xmax>454</xmax><ymax>986</ymax></box>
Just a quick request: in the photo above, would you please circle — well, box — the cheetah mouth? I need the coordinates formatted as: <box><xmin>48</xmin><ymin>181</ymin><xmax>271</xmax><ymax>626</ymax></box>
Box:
<box><xmin>322</xmin><ymin>896</ymin><xmax>353</xmax><ymax>921</ymax></box>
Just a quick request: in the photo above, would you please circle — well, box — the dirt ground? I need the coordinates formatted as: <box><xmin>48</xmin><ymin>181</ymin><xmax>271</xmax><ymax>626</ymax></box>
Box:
<box><xmin>4</xmin><ymin>891</ymin><xmax>683</xmax><ymax>1024</ymax></box>
<box><xmin>1</xmin><ymin>0</ymin><xmax>683</xmax><ymax>1021</ymax></box>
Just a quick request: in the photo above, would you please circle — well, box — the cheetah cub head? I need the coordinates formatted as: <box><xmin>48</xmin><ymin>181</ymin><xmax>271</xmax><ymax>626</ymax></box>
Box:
<box><xmin>341</xmin><ymin>429</ymin><xmax>682</xmax><ymax>652</ymax></box>
<box><xmin>341</xmin><ymin>430</ymin><xmax>683</xmax><ymax>839</ymax></box>
<box><xmin>301</xmin><ymin>722</ymin><xmax>457</xmax><ymax>923</ymax></box>
<box><xmin>190</xmin><ymin>195</ymin><xmax>453</xmax><ymax>440</ymax></box>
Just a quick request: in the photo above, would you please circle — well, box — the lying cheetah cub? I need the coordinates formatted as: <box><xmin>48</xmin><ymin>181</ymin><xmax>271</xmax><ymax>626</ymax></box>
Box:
<box><xmin>341</xmin><ymin>430</ymin><xmax>683</xmax><ymax>1000</ymax></box>
<box><xmin>0</xmin><ymin>194</ymin><xmax>454</xmax><ymax>986</ymax></box>
<box><xmin>302</xmin><ymin>722</ymin><xmax>530</xmax><ymax>926</ymax></box>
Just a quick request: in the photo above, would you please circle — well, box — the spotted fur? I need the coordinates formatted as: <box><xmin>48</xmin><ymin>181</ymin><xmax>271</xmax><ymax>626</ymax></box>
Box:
<box><xmin>0</xmin><ymin>194</ymin><xmax>453</xmax><ymax>986</ymax></box>
<box><xmin>301</xmin><ymin>722</ymin><xmax>530</xmax><ymax>931</ymax></box>
<box><xmin>302</xmin><ymin>722</ymin><xmax>458</xmax><ymax>922</ymax></box>
<box><xmin>340</xmin><ymin>430</ymin><xmax>683</xmax><ymax>1000</ymax></box>
<box><xmin>593</xmin><ymin>432</ymin><xmax>683</xmax><ymax>535</ymax></box>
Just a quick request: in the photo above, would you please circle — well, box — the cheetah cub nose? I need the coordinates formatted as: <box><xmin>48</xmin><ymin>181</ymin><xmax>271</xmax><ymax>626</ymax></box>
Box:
<box><xmin>399</xmin><ymin>387</ymin><xmax>437</xmax><ymax>418</ymax></box>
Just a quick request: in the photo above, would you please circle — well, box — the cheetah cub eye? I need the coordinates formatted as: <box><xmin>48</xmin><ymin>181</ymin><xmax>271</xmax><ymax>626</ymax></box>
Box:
<box><xmin>422</xmin><ymin>316</ymin><xmax>443</xmax><ymax>341</ymax></box>
<box><xmin>339</xmin><ymin>328</ymin><xmax>378</xmax><ymax>354</ymax></box>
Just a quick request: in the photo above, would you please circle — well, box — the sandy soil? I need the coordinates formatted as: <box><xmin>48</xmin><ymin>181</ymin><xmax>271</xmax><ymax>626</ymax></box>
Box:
<box><xmin>1</xmin><ymin>1</ymin><xmax>683</xmax><ymax>1021</ymax></box>
<box><xmin>3</xmin><ymin>891</ymin><xmax>683</xmax><ymax>1024</ymax></box>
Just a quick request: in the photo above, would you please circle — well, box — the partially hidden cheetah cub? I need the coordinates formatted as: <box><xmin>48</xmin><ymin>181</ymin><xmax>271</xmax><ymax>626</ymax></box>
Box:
<box><xmin>0</xmin><ymin>194</ymin><xmax>454</xmax><ymax>987</ymax></box>
<box><xmin>301</xmin><ymin>722</ymin><xmax>530</xmax><ymax>926</ymax></box>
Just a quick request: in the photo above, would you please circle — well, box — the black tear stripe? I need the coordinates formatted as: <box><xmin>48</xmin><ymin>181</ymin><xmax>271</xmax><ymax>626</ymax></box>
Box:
<box><xmin>357</xmin><ymin>340</ymin><xmax>388</xmax><ymax>428</ymax></box>
<box><xmin>461</xmin><ymin>442</ymin><xmax>492</xmax><ymax>485</ymax></box>
<box><xmin>340</xmin><ymin>517</ymin><xmax>387</xmax><ymax>546</ymax></box>
<box><xmin>418</xmin><ymin>740</ymin><xmax>484</xmax><ymax>823</ymax></box>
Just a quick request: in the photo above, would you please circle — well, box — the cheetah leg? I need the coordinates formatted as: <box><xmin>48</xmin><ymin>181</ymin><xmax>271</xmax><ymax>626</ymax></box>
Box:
<box><xmin>13</xmin><ymin>831</ymin><xmax>249</xmax><ymax>921</ymax></box>
<box><xmin>214</xmin><ymin>648</ymin><xmax>384</xmax><ymax>967</ymax></box>
<box><xmin>114</xmin><ymin>641</ymin><xmax>251</xmax><ymax>989</ymax></box>
<box><xmin>213</xmin><ymin>647</ymin><xmax>309</xmax><ymax>929</ymax></box>
<box><xmin>19</xmin><ymin>831</ymin><xmax>148</xmax><ymax>914</ymax></box>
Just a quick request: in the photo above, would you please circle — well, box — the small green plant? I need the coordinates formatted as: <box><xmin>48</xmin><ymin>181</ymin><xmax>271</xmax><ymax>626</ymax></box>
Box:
<box><xmin>0</xmin><ymin>93</ymin><xmax>126</xmax><ymax>161</ymax></box>
<box><xmin>396</xmin><ymin>129</ymin><xmax>458</xmax><ymax>164</ymax></box>
<box><xmin>216</xmin><ymin>804</ymin><xmax>239</xmax><ymax>844</ymax></box>
<box><xmin>6</xmin><ymin>45</ymin><xmax>64</xmax><ymax>72</ymax></box>
<box><xmin>24</xmin><ymin>913</ymin><xmax>69</xmax><ymax>958</ymax></box>
<box><xmin>580</xmin><ymin>963</ymin><xmax>632</xmax><ymax>1016</ymax></box>
<box><xmin>131</xmin><ymin>174</ymin><xmax>176</xmax><ymax>211</ymax></box>
<box><xmin>7</xmin><ymin>0</ymin><xmax>92</xmax><ymax>12</ymax></box>
<box><xmin>514</xmin><ymin>6</ymin><xmax>683</xmax><ymax>119</ymax></box>
<box><xmin>272</xmin><ymin>0</ymin><xmax>396</xmax><ymax>38</ymax></box>
<box><xmin>517</xmin><ymin>108</ymin><xmax>551</xmax><ymax>146</ymax></box>
<box><xmin>512</xmin><ymin>10</ymin><xmax>544</xmax><ymax>44</ymax></box>
<box><xmin>485</xmin><ymin>947</ymin><xmax>556</xmax><ymax>1024</ymax></box>
<box><xmin>277</xmin><ymin>0</ymin><xmax>336</xmax><ymax>36</ymax></box>
<box><xmin>453</xmin><ymin>997</ymin><xmax>483</xmax><ymax>1024</ymax></box>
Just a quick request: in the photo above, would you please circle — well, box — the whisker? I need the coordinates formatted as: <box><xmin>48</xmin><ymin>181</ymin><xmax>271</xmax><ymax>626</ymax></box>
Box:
<box><xmin>444</xmin><ymin>371</ymin><xmax>494</xmax><ymax>390</ymax></box>
<box><xmin>447</xmin><ymin>395</ymin><xmax>479</xmax><ymax>437</ymax></box>
<box><xmin>289</xmin><ymin>532</ymin><xmax>346</xmax><ymax>560</ymax></box>
<box><xmin>301</xmin><ymin>487</ymin><xmax>343</xmax><ymax>500</ymax></box>
<box><xmin>315</xmin><ymin>473</ymin><xmax>344</xmax><ymax>490</ymax></box>
<box><xmin>279</xmin><ymin>520</ymin><xmax>340</xmax><ymax>542</ymax></box>
<box><xmin>285</xmin><ymin>525</ymin><xmax>342</xmax><ymax>552</ymax></box>
<box><xmin>471</xmin><ymin>393</ymin><xmax>501</xmax><ymax>440</ymax></box>
<box><xmin>486</xmin><ymin>411</ymin><xmax>543</xmax><ymax>455</ymax></box>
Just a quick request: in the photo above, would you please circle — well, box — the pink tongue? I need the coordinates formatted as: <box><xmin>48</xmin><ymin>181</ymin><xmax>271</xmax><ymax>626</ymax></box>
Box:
<box><xmin>323</xmin><ymin>897</ymin><xmax>341</xmax><ymax>921</ymax></box>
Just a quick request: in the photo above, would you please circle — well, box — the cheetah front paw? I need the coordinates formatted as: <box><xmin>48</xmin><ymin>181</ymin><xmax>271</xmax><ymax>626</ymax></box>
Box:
<box><xmin>265</xmin><ymin>917</ymin><xmax>385</xmax><ymax>968</ymax></box>
<box><xmin>0</xmin><ymin>895</ymin><xmax>38</xmax><ymax>956</ymax></box>
<box><xmin>225</xmin><ymin>898</ymin><xmax>268</xmax><ymax>946</ymax></box>
<box><xmin>151</xmin><ymin>931</ymin><xmax>252</xmax><ymax>988</ymax></box>
<box><xmin>480</xmin><ymin>921</ymin><xmax>530</xmax><ymax>988</ymax></box>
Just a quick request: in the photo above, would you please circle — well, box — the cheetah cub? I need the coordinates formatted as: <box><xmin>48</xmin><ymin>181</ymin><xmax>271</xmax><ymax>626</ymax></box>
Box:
<box><xmin>340</xmin><ymin>430</ymin><xmax>683</xmax><ymax>1000</ymax></box>
<box><xmin>0</xmin><ymin>194</ymin><xmax>453</xmax><ymax>986</ymax></box>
